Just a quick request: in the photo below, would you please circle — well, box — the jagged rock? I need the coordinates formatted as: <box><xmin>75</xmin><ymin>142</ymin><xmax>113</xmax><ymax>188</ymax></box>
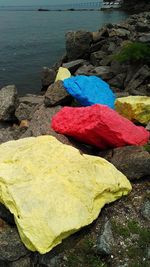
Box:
<box><xmin>90</xmin><ymin>39</ymin><xmax>106</xmax><ymax>53</ymax></box>
<box><xmin>96</xmin><ymin>220</ymin><xmax>114</xmax><ymax>255</ymax></box>
<box><xmin>90</xmin><ymin>51</ymin><xmax>106</xmax><ymax>66</ymax></box>
<box><xmin>44</xmin><ymin>81</ymin><xmax>72</xmax><ymax>107</ymax></box>
<box><xmin>41</xmin><ymin>67</ymin><xmax>56</xmax><ymax>90</ymax></box>
<box><xmin>139</xmin><ymin>33</ymin><xmax>150</xmax><ymax>42</ymax></box>
<box><xmin>109</xmin><ymin>28</ymin><xmax>130</xmax><ymax>38</ymax></box>
<box><xmin>19</xmin><ymin>94</ymin><xmax>44</xmax><ymax>106</ymax></box>
<box><xmin>37</xmin><ymin>254</ymin><xmax>62</xmax><ymax>267</ymax></box>
<box><xmin>0</xmin><ymin>85</ymin><xmax>18</xmax><ymax>122</ymax></box>
<box><xmin>21</xmin><ymin>104</ymin><xmax>71</xmax><ymax>145</ymax></box>
<box><xmin>108</xmin><ymin>73</ymin><xmax>126</xmax><ymax>89</ymax></box>
<box><xmin>15</xmin><ymin>94</ymin><xmax>44</xmax><ymax>121</ymax></box>
<box><xmin>0</xmin><ymin>221</ymin><xmax>28</xmax><ymax>263</ymax></box>
<box><xmin>141</xmin><ymin>200</ymin><xmax>150</xmax><ymax>221</ymax></box>
<box><xmin>136</xmin><ymin>22</ymin><xmax>150</xmax><ymax>32</ymax></box>
<box><xmin>62</xmin><ymin>59</ymin><xmax>85</xmax><ymax>73</ymax></box>
<box><xmin>15</xmin><ymin>103</ymin><xmax>35</xmax><ymax>121</ymax></box>
<box><xmin>115</xmin><ymin>96</ymin><xmax>150</xmax><ymax>124</ymax></box>
<box><xmin>66</xmin><ymin>31</ymin><xmax>92</xmax><ymax>60</ymax></box>
<box><xmin>94</xmin><ymin>66</ymin><xmax>114</xmax><ymax>81</ymax></box>
<box><xmin>75</xmin><ymin>64</ymin><xmax>95</xmax><ymax>76</ymax></box>
<box><xmin>126</xmin><ymin>65</ymin><xmax>150</xmax><ymax>93</ymax></box>
<box><xmin>0</xmin><ymin>128</ymin><xmax>13</xmax><ymax>144</ymax></box>
<box><xmin>110</xmin><ymin>146</ymin><xmax>150</xmax><ymax>181</ymax></box>
<box><xmin>10</xmin><ymin>256</ymin><xmax>31</xmax><ymax>267</ymax></box>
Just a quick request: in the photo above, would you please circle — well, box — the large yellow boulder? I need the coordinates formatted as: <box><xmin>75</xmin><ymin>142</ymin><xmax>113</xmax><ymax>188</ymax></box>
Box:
<box><xmin>55</xmin><ymin>67</ymin><xmax>71</xmax><ymax>82</ymax></box>
<box><xmin>115</xmin><ymin>96</ymin><xmax>150</xmax><ymax>124</ymax></box>
<box><xmin>0</xmin><ymin>136</ymin><xmax>131</xmax><ymax>254</ymax></box>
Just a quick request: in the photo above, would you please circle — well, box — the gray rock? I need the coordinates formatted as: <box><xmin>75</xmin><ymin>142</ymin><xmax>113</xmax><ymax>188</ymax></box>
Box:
<box><xmin>90</xmin><ymin>39</ymin><xmax>106</xmax><ymax>53</ymax></box>
<box><xmin>15</xmin><ymin>103</ymin><xmax>35</xmax><ymax>121</ymax></box>
<box><xmin>0</xmin><ymin>85</ymin><xmax>18</xmax><ymax>121</ymax></box>
<box><xmin>141</xmin><ymin>200</ymin><xmax>150</xmax><ymax>221</ymax></box>
<box><xmin>10</xmin><ymin>256</ymin><xmax>31</xmax><ymax>267</ymax></box>
<box><xmin>146</xmin><ymin>121</ymin><xmax>150</xmax><ymax>130</ymax></box>
<box><xmin>0</xmin><ymin>222</ymin><xmax>28</xmax><ymax>262</ymax></box>
<box><xmin>108</xmin><ymin>73</ymin><xmax>126</xmax><ymax>89</ymax></box>
<box><xmin>15</xmin><ymin>94</ymin><xmax>44</xmax><ymax>121</ymax></box>
<box><xmin>126</xmin><ymin>65</ymin><xmax>150</xmax><ymax>93</ymax></box>
<box><xmin>75</xmin><ymin>64</ymin><xmax>95</xmax><ymax>76</ymax></box>
<box><xmin>62</xmin><ymin>59</ymin><xmax>85</xmax><ymax>73</ymax></box>
<box><xmin>0</xmin><ymin>128</ymin><xmax>13</xmax><ymax>144</ymax></box>
<box><xmin>136</xmin><ymin>22</ymin><xmax>150</xmax><ymax>32</ymax></box>
<box><xmin>94</xmin><ymin>66</ymin><xmax>114</xmax><ymax>81</ymax></box>
<box><xmin>109</xmin><ymin>28</ymin><xmax>130</xmax><ymax>38</ymax></box>
<box><xmin>90</xmin><ymin>51</ymin><xmax>106</xmax><ymax>66</ymax></box>
<box><xmin>96</xmin><ymin>220</ymin><xmax>114</xmax><ymax>256</ymax></box>
<box><xmin>110</xmin><ymin>146</ymin><xmax>150</xmax><ymax>181</ymax></box>
<box><xmin>139</xmin><ymin>33</ymin><xmax>150</xmax><ymax>43</ymax></box>
<box><xmin>41</xmin><ymin>67</ymin><xmax>56</xmax><ymax>90</ymax></box>
<box><xmin>66</xmin><ymin>31</ymin><xmax>92</xmax><ymax>60</ymax></box>
<box><xmin>44</xmin><ymin>81</ymin><xmax>72</xmax><ymax>107</ymax></box>
<box><xmin>21</xmin><ymin>104</ymin><xmax>71</xmax><ymax>145</ymax></box>
<box><xmin>38</xmin><ymin>254</ymin><xmax>62</xmax><ymax>267</ymax></box>
<box><xmin>19</xmin><ymin>94</ymin><xmax>44</xmax><ymax>106</ymax></box>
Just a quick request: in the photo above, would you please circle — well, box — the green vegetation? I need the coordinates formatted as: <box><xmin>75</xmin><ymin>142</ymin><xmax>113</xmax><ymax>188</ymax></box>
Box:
<box><xmin>114</xmin><ymin>42</ymin><xmax>150</xmax><ymax>63</ymax></box>
<box><xmin>66</xmin><ymin>236</ymin><xmax>107</xmax><ymax>267</ymax></box>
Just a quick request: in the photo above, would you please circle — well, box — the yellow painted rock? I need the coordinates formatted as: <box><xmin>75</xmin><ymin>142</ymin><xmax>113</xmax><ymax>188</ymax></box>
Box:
<box><xmin>0</xmin><ymin>136</ymin><xmax>131</xmax><ymax>254</ymax></box>
<box><xmin>115</xmin><ymin>96</ymin><xmax>150</xmax><ymax>124</ymax></box>
<box><xmin>55</xmin><ymin>67</ymin><xmax>71</xmax><ymax>82</ymax></box>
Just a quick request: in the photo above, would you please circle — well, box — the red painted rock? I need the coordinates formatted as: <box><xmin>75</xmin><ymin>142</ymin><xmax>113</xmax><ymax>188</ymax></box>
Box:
<box><xmin>51</xmin><ymin>104</ymin><xmax>149</xmax><ymax>149</ymax></box>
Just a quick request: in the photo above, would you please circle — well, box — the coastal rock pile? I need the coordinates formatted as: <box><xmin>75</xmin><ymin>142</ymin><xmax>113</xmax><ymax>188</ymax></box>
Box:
<box><xmin>0</xmin><ymin>11</ymin><xmax>150</xmax><ymax>267</ymax></box>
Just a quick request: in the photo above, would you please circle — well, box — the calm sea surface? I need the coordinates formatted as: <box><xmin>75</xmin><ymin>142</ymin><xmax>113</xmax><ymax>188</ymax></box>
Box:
<box><xmin>0</xmin><ymin>10</ymin><xmax>128</xmax><ymax>95</ymax></box>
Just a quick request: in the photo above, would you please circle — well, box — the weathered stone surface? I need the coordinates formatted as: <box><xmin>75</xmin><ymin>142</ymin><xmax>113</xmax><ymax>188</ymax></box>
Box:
<box><xmin>0</xmin><ymin>221</ymin><xmax>28</xmax><ymax>262</ymax></box>
<box><xmin>0</xmin><ymin>128</ymin><xmax>13</xmax><ymax>144</ymax></box>
<box><xmin>62</xmin><ymin>59</ymin><xmax>85</xmax><ymax>73</ymax></box>
<box><xmin>126</xmin><ymin>65</ymin><xmax>150</xmax><ymax>93</ymax></box>
<box><xmin>75</xmin><ymin>64</ymin><xmax>95</xmax><ymax>76</ymax></box>
<box><xmin>94</xmin><ymin>66</ymin><xmax>114</xmax><ymax>81</ymax></box>
<box><xmin>141</xmin><ymin>200</ymin><xmax>150</xmax><ymax>221</ymax></box>
<box><xmin>108</xmin><ymin>73</ymin><xmax>126</xmax><ymax>89</ymax></box>
<box><xmin>44</xmin><ymin>81</ymin><xmax>72</xmax><ymax>107</ymax></box>
<box><xmin>110</xmin><ymin>146</ymin><xmax>150</xmax><ymax>181</ymax></box>
<box><xmin>10</xmin><ymin>256</ymin><xmax>31</xmax><ymax>267</ymax></box>
<box><xmin>41</xmin><ymin>67</ymin><xmax>56</xmax><ymax>90</ymax></box>
<box><xmin>21</xmin><ymin>104</ymin><xmax>71</xmax><ymax>145</ymax></box>
<box><xmin>96</xmin><ymin>220</ymin><xmax>114</xmax><ymax>256</ymax></box>
<box><xmin>109</xmin><ymin>28</ymin><xmax>130</xmax><ymax>38</ymax></box>
<box><xmin>136</xmin><ymin>22</ymin><xmax>150</xmax><ymax>32</ymax></box>
<box><xmin>139</xmin><ymin>33</ymin><xmax>150</xmax><ymax>42</ymax></box>
<box><xmin>0</xmin><ymin>127</ymin><xmax>27</xmax><ymax>144</ymax></box>
<box><xmin>15</xmin><ymin>95</ymin><xmax>44</xmax><ymax>121</ymax></box>
<box><xmin>115</xmin><ymin>96</ymin><xmax>150</xmax><ymax>124</ymax></box>
<box><xmin>90</xmin><ymin>51</ymin><xmax>106</xmax><ymax>66</ymax></box>
<box><xmin>19</xmin><ymin>94</ymin><xmax>44</xmax><ymax>106</ymax></box>
<box><xmin>66</xmin><ymin>31</ymin><xmax>92</xmax><ymax>60</ymax></box>
<box><xmin>0</xmin><ymin>85</ymin><xmax>18</xmax><ymax>121</ymax></box>
<box><xmin>15</xmin><ymin>103</ymin><xmax>35</xmax><ymax>121</ymax></box>
<box><xmin>90</xmin><ymin>39</ymin><xmax>106</xmax><ymax>53</ymax></box>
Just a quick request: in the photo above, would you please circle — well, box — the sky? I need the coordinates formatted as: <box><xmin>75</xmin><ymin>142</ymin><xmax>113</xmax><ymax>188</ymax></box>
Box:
<box><xmin>0</xmin><ymin>0</ymin><xmax>93</xmax><ymax>6</ymax></box>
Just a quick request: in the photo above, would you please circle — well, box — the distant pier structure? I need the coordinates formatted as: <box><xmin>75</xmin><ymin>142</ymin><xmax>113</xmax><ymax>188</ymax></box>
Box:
<box><xmin>102</xmin><ymin>0</ymin><xmax>123</xmax><ymax>9</ymax></box>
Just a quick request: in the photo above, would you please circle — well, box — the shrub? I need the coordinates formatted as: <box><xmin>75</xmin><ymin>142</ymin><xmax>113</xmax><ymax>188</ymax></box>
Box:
<box><xmin>114</xmin><ymin>42</ymin><xmax>150</xmax><ymax>63</ymax></box>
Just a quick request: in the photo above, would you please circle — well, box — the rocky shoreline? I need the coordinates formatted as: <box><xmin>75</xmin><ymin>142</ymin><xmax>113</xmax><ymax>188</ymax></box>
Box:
<box><xmin>0</xmin><ymin>12</ymin><xmax>150</xmax><ymax>267</ymax></box>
